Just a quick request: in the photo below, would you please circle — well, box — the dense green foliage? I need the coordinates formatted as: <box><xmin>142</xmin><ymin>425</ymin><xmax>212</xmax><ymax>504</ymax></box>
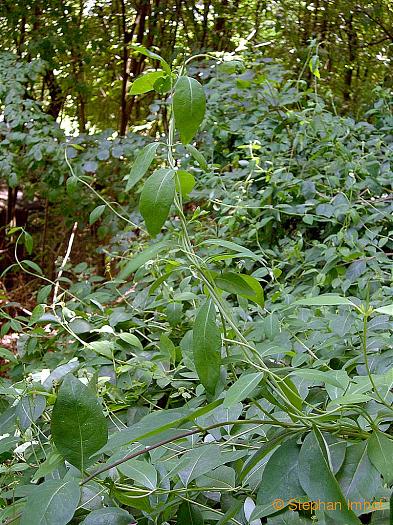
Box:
<box><xmin>0</xmin><ymin>2</ymin><xmax>393</xmax><ymax>525</ymax></box>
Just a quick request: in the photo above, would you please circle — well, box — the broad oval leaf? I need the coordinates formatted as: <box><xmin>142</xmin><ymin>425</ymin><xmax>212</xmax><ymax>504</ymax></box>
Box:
<box><xmin>367</xmin><ymin>431</ymin><xmax>393</xmax><ymax>485</ymax></box>
<box><xmin>117</xmin><ymin>459</ymin><xmax>157</xmax><ymax>489</ymax></box>
<box><xmin>175</xmin><ymin>170</ymin><xmax>195</xmax><ymax>197</ymax></box>
<box><xmin>51</xmin><ymin>374</ymin><xmax>108</xmax><ymax>471</ymax></box>
<box><xmin>173</xmin><ymin>76</ymin><xmax>206</xmax><ymax>144</ymax></box>
<box><xmin>125</xmin><ymin>142</ymin><xmax>159</xmax><ymax>191</ymax></box>
<box><xmin>298</xmin><ymin>429</ymin><xmax>360</xmax><ymax>524</ymax></box>
<box><xmin>192</xmin><ymin>299</ymin><xmax>221</xmax><ymax>395</ymax></box>
<box><xmin>139</xmin><ymin>168</ymin><xmax>175</xmax><ymax>236</ymax></box>
<box><xmin>129</xmin><ymin>70</ymin><xmax>165</xmax><ymax>95</ymax></box>
<box><xmin>80</xmin><ymin>507</ymin><xmax>134</xmax><ymax>525</ymax></box>
<box><xmin>20</xmin><ymin>479</ymin><xmax>80</xmax><ymax>525</ymax></box>
<box><xmin>215</xmin><ymin>272</ymin><xmax>264</xmax><ymax>306</ymax></box>
<box><xmin>336</xmin><ymin>441</ymin><xmax>380</xmax><ymax>512</ymax></box>
<box><xmin>223</xmin><ymin>372</ymin><xmax>263</xmax><ymax>408</ymax></box>
<box><xmin>118</xmin><ymin>332</ymin><xmax>143</xmax><ymax>351</ymax></box>
<box><xmin>257</xmin><ymin>437</ymin><xmax>305</xmax><ymax>513</ymax></box>
<box><xmin>89</xmin><ymin>204</ymin><xmax>105</xmax><ymax>225</ymax></box>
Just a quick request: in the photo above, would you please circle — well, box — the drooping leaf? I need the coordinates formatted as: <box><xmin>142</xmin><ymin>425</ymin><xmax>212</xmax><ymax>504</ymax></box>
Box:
<box><xmin>298</xmin><ymin>429</ymin><xmax>360</xmax><ymax>524</ymax></box>
<box><xmin>20</xmin><ymin>479</ymin><xmax>80</xmax><ymax>525</ymax></box>
<box><xmin>193</xmin><ymin>299</ymin><xmax>221</xmax><ymax>394</ymax></box>
<box><xmin>89</xmin><ymin>205</ymin><xmax>105</xmax><ymax>225</ymax></box>
<box><xmin>129</xmin><ymin>70</ymin><xmax>166</xmax><ymax>95</ymax></box>
<box><xmin>16</xmin><ymin>394</ymin><xmax>46</xmax><ymax>430</ymax></box>
<box><xmin>239</xmin><ymin>430</ymin><xmax>292</xmax><ymax>483</ymax></box>
<box><xmin>131</xmin><ymin>45</ymin><xmax>171</xmax><ymax>74</ymax></box>
<box><xmin>23</xmin><ymin>231</ymin><xmax>33</xmax><ymax>254</ymax></box>
<box><xmin>51</xmin><ymin>374</ymin><xmax>108</xmax><ymax>471</ymax></box>
<box><xmin>185</xmin><ymin>144</ymin><xmax>208</xmax><ymax>171</ymax></box>
<box><xmin>367</xmin><ymin>431</ymin><xmax>393</xmax><ymax>484</ymax></box>
<box><xmin>336</xmin><ymin>441</ymin><xmax>380</xmax><ymax>512</ymax></box>
<box><xmin>118</xmin><ymin>239</ymin><xmax>170</xmax><ymax>279</ymax></box>
<box><xmin>223</xmin><ymin>372</ymin><xmax>263</xmax><ymax>408</ymax></box>
<box><xmin>139</xmin><ymin>168</ymin><xmax>175</xmax><ymax>236</ymax></box>
<box><xmin>257</xmin><ymin>437</ymin><xmax>305</xmax><ymax>513</ymax></box>
<box><xmin>177</xmin><ymin>501</ymin><xmax>204</xmax><ymax>525</ymax></box>
<box><xmin>263</xmin><ymin>313</ymin><xmax>280</xmax><ymax>340</ymax></box>
<box><xmin>175</xmin><ymin>169</ymin><xmax>195</xmax><ymax>197</ymax></box>
<box><xmin>173</xmin><ymin>76</ymin><xmax>206</xmax><ymax>144</ymax></box>
<box><xmin>215</xmin><ymin>272</ymin><xmax>264</xmax><ymax>306</ymax></box>
<box><xmin>125</xmin><ymin>142</ymin><xmax>159</xmax><ymax>191</ymax></box>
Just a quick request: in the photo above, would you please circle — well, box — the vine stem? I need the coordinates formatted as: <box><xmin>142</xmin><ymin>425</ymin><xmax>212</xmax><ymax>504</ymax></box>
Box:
<box><xmin>80</xmin><ymin>418</ymin><xmax>302</xmax><ymax>485</ymax></box>
<box><xmin>165</xmin><ymin>75</ymin><xmax>329</xmax><ymax>424</ymax></box>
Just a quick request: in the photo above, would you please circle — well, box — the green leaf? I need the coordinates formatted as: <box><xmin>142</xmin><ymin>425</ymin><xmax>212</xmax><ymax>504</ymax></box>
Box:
<box><xmin>203</xmin><ymin>239</ymin><xmax>259</xmax><ymax>261</ymax></box>
<box><xmin>99</xmin><ymin>400</ymin><xmax>222</xmax><ymax>453</ymax></box>
<box><xmin>20</xmin><ymin>479</ymin><xmax>80</xmax><ymax>525</ymax></box>
<box><xmin>118</xmin><ymin>239</ymin><xmax>169</xmax><ymax>279</ymax></box>
<box><xmin>89</xmin><ymin>341</ymin><xmax>113</xmax><ymax>359</ymax></box>
<box><xmin>21</xmin><ymin>259</ymin><xmax>43</xmax><ymax>275</ymax></box>
<box><xmin>51</xmin><ymin>374</ymin><xmax>108</xmax><ymax>471</ymax></box>
<box><xmin>118</xmin><ymin>459</ymin><xmax>157</xmax><ymax>489</ymax></box>
<box><xmin>279</xmin><ymin>377</ymin><xmax>303</xmax><ymax>411</ymax></box>
<box><xmin>175</xmin><ymin>170</ymin><xmax>195</xmax><ymax>197</ymax></box>
<box><xmin>327</xmin><ymin>393</ymin><xmax>371</xmax><ymax>407</ymax></box>
<box><xmin>37</xmin><ymin>284</ymin><xmax>52</xmax><ymax>304</ymax></box>
<box><xmin>336</xmin><ymin>441</ymin><xmax>380</xmax><ymax>510</ymax></box>
<box><xmin>257</xmin><ymin>438</ymin><xmax>305</xmax><ymax>511</ymax></box>
<box><xmin>118</xmin><ymin>332</ymin><xmax>143</xmax><ymax>351</ymax></box>
<box><xmin>215</xmin><ymin>272</ymin><xmax>264</xmax><ymax>306</ymax></box>
<box><xmin>178</xmin><ymin>501</ymin><xmax>204</xmax><ymax>525</ymax></box>
<box><xmin>173</xmin><ymin>76</ymin><xmax>206</xmax><ymax>144</ymax></box>
<box><xmin>125</xmin><ymin>142</ymin><xmax>159</xmax><ymax>191</ymax></box>
<box><xmin>131</xmin><ymin>45</ymin><xmax>171</xmax><ymax>74</ymax></box>
<box><xmin>367</xmin><ymin>431</ymin><xmax>393</xmax><ymax>484</ymax></box>
<box><xmin>80</xmin><ymin>508</ymin><xmax>134</xmax><ymax>525</ymax></box>
<box><xmin>193</xmin><ymin>299</ymin><xmax>222</xmax><ymax>395</ymax></box>
<box><xmin>23</xmin><ymin>231</ymin><xmax>33</xmax><ymax>254</ymax></box>
<box><xmin>0</xmin><ymin>346</ymin><xmax>16</xmax><ymax>362</ymax></box>
<box><xmin>298</xmin><ymin>429</ymin><xmax>360</xmax><ymax>524</ymax></box>
<box><xmin>294</xmin><ymin>295</ymin><xmax>353</xmax><ymax>306</ymax></box>
<box><xmin>89</xmin><ymin>205</ymin><xmax>105</xmax><ymax>225</ymax></box>
<box><xmin>139</xmin><ymin>168</ymin><xmax>175</xmax><ymax>236</ymax></box>
<box><xmin>223</xmin><ymin>372</ymin><xmax>263</xmax><ymax>408</ymax></box>
<box><xmin>129</xmin><ymin>70</ymin><xmax>166</xmax><ymax>95</ymax></box>
<box><xmin>176</xmin><ymin>443</ymin><xmax>224</xmax><ymax>485</ymax></box>
<box><xmin>185</xmin><ymin>144</ymin><xmax>208</xmax><ymax>171</ymax></box>
<box><xmin>33</xmin><ymin>451</ymin><xmax>63</xmax><ymax>481</ymax></box>
<box><xmin>239</xmin><ymin>430</ymin><xmax>292</xmax><ymax>483</ymax></box>
<box><xmin>374</xmin><ymin>305</ymin><xmax>393</xmax><ymax>316</ymax></box>
<box><xmin>290</xmin><ymin>369</ymin><xmax>347</xmax><ymax>388</ymax></box>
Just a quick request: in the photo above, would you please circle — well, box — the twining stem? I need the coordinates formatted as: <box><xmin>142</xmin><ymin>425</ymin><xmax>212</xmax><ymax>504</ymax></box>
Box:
<box><xmin>80</xmin><ymin>416</ymin><xmax>370</xmax><ymax>486</ymax></box>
